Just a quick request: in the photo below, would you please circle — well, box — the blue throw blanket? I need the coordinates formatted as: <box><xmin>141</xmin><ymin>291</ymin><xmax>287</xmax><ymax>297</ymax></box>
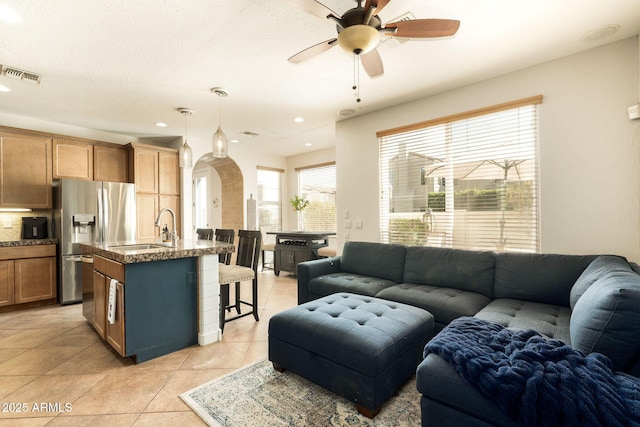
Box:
<box><xmin>424</xmin><ymin>317</ymin><xmax>640</xmax><ymax>427</ymax></box>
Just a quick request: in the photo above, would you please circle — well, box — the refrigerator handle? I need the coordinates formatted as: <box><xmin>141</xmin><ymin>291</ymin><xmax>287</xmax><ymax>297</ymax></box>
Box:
<box><xmin>97</xmin><ymin>187</ymin><xmax>104</xmax><ymax>242</ymax></box>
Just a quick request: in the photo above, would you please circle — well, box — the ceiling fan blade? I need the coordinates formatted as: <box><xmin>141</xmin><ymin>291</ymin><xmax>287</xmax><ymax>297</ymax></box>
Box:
<box><xmin>364</xmin><ymin>0</ymin><xmax>391</xmax><ymax>15</ymax></box>
<box><xmin>288</xmin><ymin>38</ymin><xmax>338</xmax><ymax>63</ymax></box>
<box><xmin>385</xmin><ymin>19</ymin><xmax>460</xmax><ymax>38</ymax></box>
<box><xmin>286</xmin><ymin>0</ymin><xmax>338</xmax><ymax>20</ymax></box>
<box><xmin>360</xmin><ymin>48</ymin><xmax>384</xmax><ymax>78</ymax></box>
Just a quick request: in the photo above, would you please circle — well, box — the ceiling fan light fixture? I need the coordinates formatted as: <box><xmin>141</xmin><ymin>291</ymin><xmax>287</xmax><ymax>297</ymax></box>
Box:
<box><xmin>337</xmin><ymin>24</ymin><xmax>380</xmax><ymax>54</ymax></box>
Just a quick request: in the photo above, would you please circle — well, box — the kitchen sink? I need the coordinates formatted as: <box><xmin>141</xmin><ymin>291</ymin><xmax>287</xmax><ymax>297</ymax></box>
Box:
<box><xmin>108</xmin><ymin>243</ymin><xmax>172</xmax><ymax>251</ymax></box>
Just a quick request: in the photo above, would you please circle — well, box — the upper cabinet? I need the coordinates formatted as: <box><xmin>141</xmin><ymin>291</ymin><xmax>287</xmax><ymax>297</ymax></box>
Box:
<box><xmin>133</xmin><ymin>147</ymin><xmax>159</xmax><ymax>193</ymax></box>
<box><xmin>94</xmin><ymin>145</ymin><xmax>129</xmax><ymax>183</ymax></box>
<box><xmin>53</xmin><ymin>140</ymin><xmax>93</xmax><ymax>180</ymax></box>
<box><xmin>0</xmin><ymin>133</ymin><xmax>52</xmax><ymax>208</ymax></box>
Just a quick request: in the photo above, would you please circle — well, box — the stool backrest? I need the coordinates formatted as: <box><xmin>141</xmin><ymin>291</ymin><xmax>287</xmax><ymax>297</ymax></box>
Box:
<box><xmin>196</xmin><ymin>228</ymin><xmax>214</xmax><ymax>240</ymax></box>
<box><xmin>236</xmin><ymin>230</ymin><xmax>262</xmax><ymax>273</ymax></box>
<box><xmin>215</xmin><ymin>228</ymin><xmax>235</xmax><ymax>265</ymax></box>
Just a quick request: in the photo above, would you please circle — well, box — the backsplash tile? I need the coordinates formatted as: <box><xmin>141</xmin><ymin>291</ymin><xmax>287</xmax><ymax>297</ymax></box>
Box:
<box><xmin>0</xmin><ymin>210</ymin><xmax>51</xmax><ymax>241</ymax></box>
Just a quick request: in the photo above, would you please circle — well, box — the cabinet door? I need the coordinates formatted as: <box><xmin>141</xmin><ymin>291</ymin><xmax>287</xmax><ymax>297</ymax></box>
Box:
<box><xmin>0</xmin><ymin>134</ymin><xmax>52</xmax><ymax>208</ymax></box>
<box><xmin>134</xmin><ymin>148</ymin><xmax>158</xmax><ymax>193</ymax></box>
<box><xmin>93</xmin><ymin>270</ymin><xmax>106</xmax><ymax>339</ymax></box>
<box><xmin>0</xmin><ymin>260</ymin><xmax>14</xmax><ymax>307</ymax></box>
<box><xmin>106</xmin><ymin>280</ymin><xmax>126</xmax><ymax>357</ymax></box>
<box><xmin>136</xmin><ymin>193</ymin><xmax>158</xmax><ymax>239</ymax></box>
<box><xmin>158</xmin><ymin>152</ymin><xmax>179</xmax><ymax>195</ymax></box>
<box><xmin>94</xmin><ymin>145</ymin><xmax>129</xmax><ymax>183</ymax></box>
<box><xmin>14</xmin><ymin>257</ymin><xmax>56</xmax><ymax>303</ymax></box>
<box><xmin>52</xmin><ymin>140</ymin><xmax>93</xmax><ymax>180</ymax></box>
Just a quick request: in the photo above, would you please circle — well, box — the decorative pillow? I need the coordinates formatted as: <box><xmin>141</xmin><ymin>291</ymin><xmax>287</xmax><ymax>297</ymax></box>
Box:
<box><xmin>569</xmin><ymin>255</ymin><xmax>630</xmax><ymax>310</ymax></box>
<box><xmin>570</xmin><ymin>269</ymin><xmax>640</xmax><ymax>373</ymax></box>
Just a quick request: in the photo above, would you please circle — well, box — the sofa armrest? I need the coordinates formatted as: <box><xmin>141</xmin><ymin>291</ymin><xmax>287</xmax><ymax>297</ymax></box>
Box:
<box><xmin>297</xmin><ymin>257</ymin><xmax>341</xmax><ymax>304</ymax></box>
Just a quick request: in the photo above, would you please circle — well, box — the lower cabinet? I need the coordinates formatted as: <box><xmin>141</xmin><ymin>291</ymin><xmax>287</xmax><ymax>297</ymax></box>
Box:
<box><xmin>275</xmin><ymin>246</ymin><xmax>312</xmax><ymax>275</ymax></box>
<box><xmin>88</xmin><ymin>255</ymin><xmax>196</xmax><ymax>363</ymax></box>
<box><xmin>0</xmin><ymin>245</ymin><xmax>56</xmax><ymax>308</ymax></box>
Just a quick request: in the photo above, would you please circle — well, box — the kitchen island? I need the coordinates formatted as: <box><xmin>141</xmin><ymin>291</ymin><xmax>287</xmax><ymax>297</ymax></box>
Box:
<box><xmin>81</xmin><ymin>239</ymin><xmax>234</xmax><ymax>363</ymax></box>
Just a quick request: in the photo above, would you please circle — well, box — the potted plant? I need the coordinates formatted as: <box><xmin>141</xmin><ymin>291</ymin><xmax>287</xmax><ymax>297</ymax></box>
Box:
<box><xmin>290</xmin><ymin>195</ymin><xmax>309</xmax><ymax>231</ymax></box>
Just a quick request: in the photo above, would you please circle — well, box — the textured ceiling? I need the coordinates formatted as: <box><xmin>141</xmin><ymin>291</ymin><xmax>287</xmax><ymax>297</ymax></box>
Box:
<box><xmin>0</xmin><ymin>0</ymin><xmax>639</xmax><ymax>157</ymax></box>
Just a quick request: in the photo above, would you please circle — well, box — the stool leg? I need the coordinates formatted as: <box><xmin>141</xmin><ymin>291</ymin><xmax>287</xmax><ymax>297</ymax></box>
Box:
<box><xmin>252</xmin><ymin>277</ymin><xmax>259</xmax><ymax>321</ymax></box>
<box><xmin>220</xmin><ymin>283</ymin><xmax>229</xmax><ymax>333</ymax></box>
<box><xmin>234</xmin><ymin>282</ymin><xmax>241</xmax><ymax>314</ymax></box>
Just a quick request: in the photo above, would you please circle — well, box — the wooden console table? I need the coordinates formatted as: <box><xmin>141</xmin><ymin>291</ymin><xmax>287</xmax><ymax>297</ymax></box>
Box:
<box><xmin>268</xmin><ymin>231</ymin><xmax>336</xmax><ymax>276</ymax></box>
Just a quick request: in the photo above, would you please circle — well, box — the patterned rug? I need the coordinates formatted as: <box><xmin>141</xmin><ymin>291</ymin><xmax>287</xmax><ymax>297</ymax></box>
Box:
<box><xmin>180</xmin><ymin>359</ymin><xmax>421</xmax><ymax>427</ymax></box>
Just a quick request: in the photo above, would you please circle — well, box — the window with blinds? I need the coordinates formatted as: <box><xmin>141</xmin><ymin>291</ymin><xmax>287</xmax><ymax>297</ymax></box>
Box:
<box><xmin>297</xmin><ymin>163</ymin><xmax>337</xmax><ymax>232</ymax></box>
<box><xmin>378</xmin><ymin>96</ymin><xmax>541</xmax><ymax>253</ymax></box>
<box><xmin>257</xmin><ymin>167</ymin><xmax>283</xmax><ymax>233</ymax></box>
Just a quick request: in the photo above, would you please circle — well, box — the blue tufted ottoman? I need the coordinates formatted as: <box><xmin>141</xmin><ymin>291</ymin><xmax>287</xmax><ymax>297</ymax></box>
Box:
<box><xmin>268</xmin><ymin>292</ymin><xmax>434</xmax><ymax>418</ymax></box>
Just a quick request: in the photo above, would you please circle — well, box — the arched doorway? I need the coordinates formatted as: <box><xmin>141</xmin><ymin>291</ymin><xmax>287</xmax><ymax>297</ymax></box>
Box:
<box><xmin>193</xmin><ymin>154</ymin><xmax>244</xmax><ymax>232</ymax></box>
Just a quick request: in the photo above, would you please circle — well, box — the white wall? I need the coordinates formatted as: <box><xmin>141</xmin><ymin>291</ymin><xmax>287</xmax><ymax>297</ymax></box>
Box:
<box><xmin>336</xmin><ymin>36</ymin><xmax>640</xmax><ymax>261</ymax></box>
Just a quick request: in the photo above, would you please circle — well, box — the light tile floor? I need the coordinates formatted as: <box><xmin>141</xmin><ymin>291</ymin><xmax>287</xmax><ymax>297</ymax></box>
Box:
<box><xmin>0</xmin><ymin>270</ymin><xmax>298</xmax><ymax>426</ymax></box>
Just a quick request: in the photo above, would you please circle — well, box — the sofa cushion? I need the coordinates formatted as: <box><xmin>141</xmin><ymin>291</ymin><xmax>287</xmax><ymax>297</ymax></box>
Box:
<box><xmin>494</xmin><ymin>253</ymin><xmax>596</xmax><ymax>306</ymax></box>
<box><xmin>569</xmin><ymin>255</ymin><xmax>631</xmax><ymax>310</ymax></box>
<box><xmin>570</xmin><ymin>269</ymin><xmax>640</xmax><ymax>373</ymax></box>
<box><xmin>474</xmin><ymin>299</ymin><xmax>571</xmax><ymax>343</ymax></box>
<box><xmin>308</xmin><ymin>273</ymin><xmax>397</xmax><ymax>299</ymax></box>
<box><xmin>403</xmin><ymin>247</ymin><xmax>495</xmax><ymax>299</ymax></box>
<box><xmin>340</xmin><ymin>241</ymin><xmax>406</xmax><ymax>284</ymax></box>
<box><xmin>376</xmin><ymin>283</ymin><xmax>490</xmax><ymax>328</ymax></box>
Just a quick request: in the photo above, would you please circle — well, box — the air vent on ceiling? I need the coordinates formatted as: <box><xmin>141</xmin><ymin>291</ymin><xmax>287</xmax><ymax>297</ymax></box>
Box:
<box><xmin>1</xmin><ymin>65</ymin><xmax>43</xmax><ymax>84</ymax></box>
<box><xmin>378</xmin><ymin>12</ymin><xmax>414</xmax><ymax>50</ymax></box>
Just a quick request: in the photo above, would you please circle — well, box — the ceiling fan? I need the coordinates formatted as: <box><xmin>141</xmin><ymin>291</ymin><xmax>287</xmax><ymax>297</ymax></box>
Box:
<box><xmin>287</xmin><ymin>0</ymin><xmax>460</xmax><ymax>78</ymax></box>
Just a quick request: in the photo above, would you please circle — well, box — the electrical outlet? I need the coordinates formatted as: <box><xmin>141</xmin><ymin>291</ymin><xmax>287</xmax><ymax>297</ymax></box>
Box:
<box><xmin>344</xmin><ymin>233</ymin><xmax>350</xmax><ymax>241</ymax></box>
<box><xmin>3</xmin><ymin>218</ymin><xmax>11</xmax><ymax>229</ymax></box>
<box><xmin>344</xmin><ymin>219</ymin><xmax>352</xmax><ymax>229</ymax></box>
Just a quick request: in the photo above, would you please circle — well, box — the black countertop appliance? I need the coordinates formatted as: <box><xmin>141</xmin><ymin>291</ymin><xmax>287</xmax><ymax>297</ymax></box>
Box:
<box><xmin>22</xmin><ymin>217</ymin><xmax>48</xmax><ymax>239</ymax></box>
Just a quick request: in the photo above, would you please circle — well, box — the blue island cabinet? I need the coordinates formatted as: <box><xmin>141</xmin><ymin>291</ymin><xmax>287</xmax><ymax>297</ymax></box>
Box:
<box><xmin>93</xmin><ymin>255</ymin><xmax>198</xmax><ymax>363</ymax></box>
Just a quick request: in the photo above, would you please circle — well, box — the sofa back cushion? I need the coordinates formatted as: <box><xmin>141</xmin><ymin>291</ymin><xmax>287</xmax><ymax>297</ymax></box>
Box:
<box><xmin>570</xmin><ymin>269</ymin><xmax>640</xmax><ymax>374</ymax></box>
<box><xmin>494</xmin><ymin>253</ymin><xmax>596</xmax><ymax>306</ymax></box>
<box><xmin>403</xmin><ymin>247</ymin><xmax>495</xmax><ymax>299</ymax></box>
<box><xmin>341</xmin><ymin>241</ymin><xmax>406</xmax><ymax>283</ymax></box>
<box><xmin>569</xmin><ymin>255</ymin><xmax>631</xmax><ymax>310</ymax></box>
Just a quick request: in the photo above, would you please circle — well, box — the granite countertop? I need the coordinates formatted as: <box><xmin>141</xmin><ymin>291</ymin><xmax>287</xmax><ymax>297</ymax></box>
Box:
<box><xmin>0</xmin><ymin>238</ymin><xmax>58</xmax><ymax>247</ymax></box>
<box><xmin>81</xmin><ymin>239</ymin><xmax>235</xmax><ymax>264</ymax></box>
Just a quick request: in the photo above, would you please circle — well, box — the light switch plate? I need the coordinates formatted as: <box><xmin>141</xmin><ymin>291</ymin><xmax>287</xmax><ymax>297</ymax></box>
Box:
<box><xmin>354</xmin><ymin>220</ymin><xmax>363</xmax><ymax>229</ymax></box>
<box><xmin>3</xmin><ymin>218</ymin><xmax>11</xmax><ymax>229</ymax></box>
<box><xmin>344</xmin><ymin>219</ymin><xmax>352</xmax><ymax>229</ymax></box>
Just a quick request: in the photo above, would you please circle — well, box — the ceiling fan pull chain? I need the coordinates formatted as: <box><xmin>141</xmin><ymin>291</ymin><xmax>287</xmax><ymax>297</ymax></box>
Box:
<box><xmin>353</xmin><ymin>53</ymin><xmax>361</xmax><ymax>103</ymax></box>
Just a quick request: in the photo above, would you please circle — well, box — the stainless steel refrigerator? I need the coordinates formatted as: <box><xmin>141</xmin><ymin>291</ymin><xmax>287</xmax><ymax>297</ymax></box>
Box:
<box><xmin>53</xmin><ymin>179</ymin><xmax>136</xmax><ymax>304</ymax></box>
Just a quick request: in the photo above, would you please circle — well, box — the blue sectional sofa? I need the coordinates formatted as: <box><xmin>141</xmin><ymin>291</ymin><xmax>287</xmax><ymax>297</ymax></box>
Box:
<box><xmin>297</xmin><ymin>241</ymin><xmax>640</xmax><ymax>426</ymax></box>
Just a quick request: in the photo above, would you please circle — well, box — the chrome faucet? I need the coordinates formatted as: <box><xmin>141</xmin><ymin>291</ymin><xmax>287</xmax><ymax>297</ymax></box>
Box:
<box><xmin>154</xmin><ymin>207</ymin><xmax>178</xmax><ymax>246</ymax></box>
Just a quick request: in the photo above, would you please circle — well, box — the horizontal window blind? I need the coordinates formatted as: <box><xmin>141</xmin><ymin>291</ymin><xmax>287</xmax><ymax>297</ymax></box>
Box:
<box><xmin>379</xmin><ymin>97</ymin><xmax>541</xmax><ymax>252</ymax></box>
<box><xmin>297</xmin><ymin>163</ymin><xmax>336</xmax><ymax>232</ymax></box>
<box><xmin>257</xmin><ymin>168</ymin><xmax>282</xmax><ymax>233</ymax></box>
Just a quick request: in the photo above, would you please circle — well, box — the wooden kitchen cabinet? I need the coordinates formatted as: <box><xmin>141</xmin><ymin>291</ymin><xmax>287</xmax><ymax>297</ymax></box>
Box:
<box><xmin>52</xmin><ymin>140</ymin><xmax>93</xmax><ymax>180</ymax></box>
<box><xmin>94</xmin><ymin>145</ymin><xmax>129</xmax><ymax>183</ymax></box>
<box><xmin>92</xmin><ymin>270</ymin><xmax>106</xmax><ymax>339</ymax></box>
<box><xmin>0</xmin><ymin>133</ymin><xmax>52</xmax><ymax>208</ymax></box>
<box><xmin>129</xmin><ymin>143</ymin><xmax>180</xmax><ymax>239</ymax></box>
<box><xmin>0</xmin><ymin>245</ymin><xmax>57</xmax><ymax>308</ymax></box>
<box><xmin>0</xmin><ymin>260</ymin><xmax>15</xmax><ymax>307</ymax></box>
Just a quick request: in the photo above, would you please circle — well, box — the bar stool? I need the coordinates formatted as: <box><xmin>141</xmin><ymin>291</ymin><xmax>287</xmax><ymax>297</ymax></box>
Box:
<box><xmin>218</xmin><ymin>230</ymin><xmax>261</xmax><ymax>332</ymax></box>
<box><xmin>196</xmin><ymin>228</ymin><xmax>214</xmax><ymax>240</ymax></box>
<box><xmin>214</xmin><ymin>228</ymin><xmax>235</xmax><ymax>265</ymax></box>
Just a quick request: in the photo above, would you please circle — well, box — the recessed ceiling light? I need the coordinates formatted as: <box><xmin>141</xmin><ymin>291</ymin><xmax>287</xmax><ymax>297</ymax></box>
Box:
<box><xmin>0</xmin><ymin>4</ymin><xmax>22</xmax><ymax>24</ymax></box>
<box><xmin>0</xmin><ymin>84</ymin><xmax>11</xmax><ymax>93</ymax></box>
<box><xmin>294</xmin><ymin>117</ymin><xmax>304</xmax><ymax>123</ymax></box>
<box><xmin>231</xmin><ymin>139</ymin><xmax>239</xmax><ymax>144</ymax></box>
<box><xmin>241</xmin><ymin>131</ymin><xmax>259</xmax><ymax>137</ymax></box>
<box><xmin>155</xmin><ymin>122</ymin><xmax>168</xmax><ymax>127</ymax></box>
<box><xmin>339</xmin><ymin>109</ymin><xmax>355</xmax><ymax>116</ymax></box>
<box><xmin>305</xmin><ymin>143</ymin><xmax>312</xmax><ymax>147</ymax></box>
<box><xmin>581</xmin><ymin>24</ymin><xmax>620</xmax><ymax>43</ymax></box>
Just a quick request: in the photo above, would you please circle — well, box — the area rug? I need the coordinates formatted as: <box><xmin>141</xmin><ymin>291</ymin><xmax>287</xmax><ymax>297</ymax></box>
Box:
<box><xmin>180</xmin><ymin>359</ymin><xmax>421</xmax><ymax>426</ymax></box>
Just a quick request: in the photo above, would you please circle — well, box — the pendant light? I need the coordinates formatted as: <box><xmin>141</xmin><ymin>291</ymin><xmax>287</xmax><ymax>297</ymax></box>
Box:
<box><xmin>177</xmin><ymin>108</ymin><xmax>193</xmax><ymax>168</ymax></box>
<box><xmin>210</xmin><ymin>87</ymin><xmax>229</xmax><ymax>158</ymax></box>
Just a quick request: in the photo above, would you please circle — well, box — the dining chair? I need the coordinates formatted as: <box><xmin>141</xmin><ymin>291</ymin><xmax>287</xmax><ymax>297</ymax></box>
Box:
<box><xmin>214</xmin><ymin>228</ymin><xmax>235</xmax><ymax>265</ymax></box>
<box><xmin>196</xmin><ymin>228</ymin><xmax>214</xmax><ymax>240</ymax></box>
<box><xmin>218</xmin><ymin>230</ymin><xmax>262</xmax><ymax>332</ymax></box>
